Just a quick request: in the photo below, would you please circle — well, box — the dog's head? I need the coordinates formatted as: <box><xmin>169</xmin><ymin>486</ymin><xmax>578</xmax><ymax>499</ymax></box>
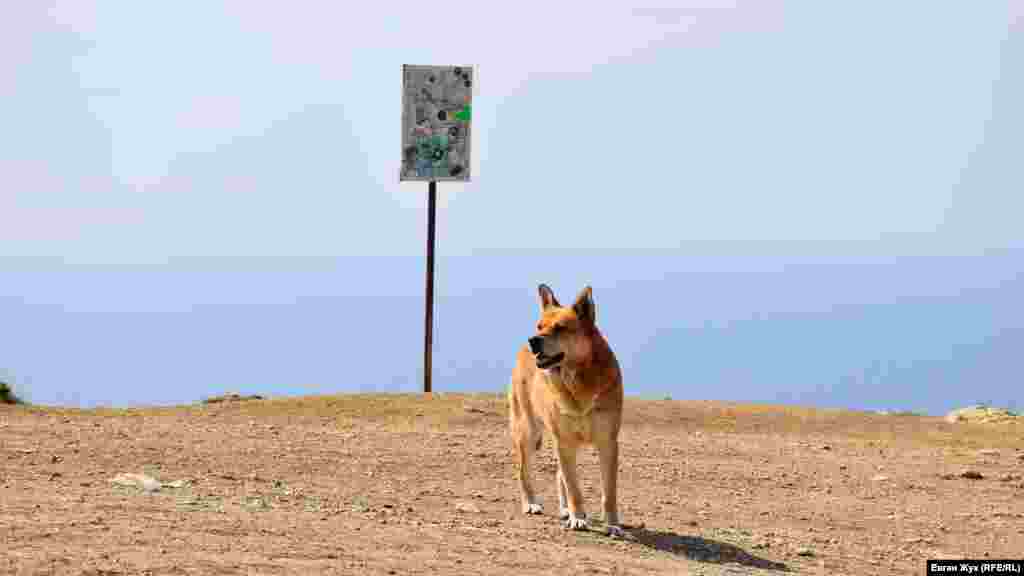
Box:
<box><xmin>527</xmin><ymin>284</ymin><xmax>597</xmax><ymax>372</ymax></box>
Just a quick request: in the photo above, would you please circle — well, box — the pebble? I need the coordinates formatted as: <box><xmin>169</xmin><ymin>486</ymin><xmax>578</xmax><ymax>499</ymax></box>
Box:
<box><xmin>109</xmin><ymin>473</ymin><xmax>161</xmax><ymax>493</ymax></box>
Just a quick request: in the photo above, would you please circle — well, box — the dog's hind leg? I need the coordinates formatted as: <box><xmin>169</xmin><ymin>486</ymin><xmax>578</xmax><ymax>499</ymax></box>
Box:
<box><xmin>556</xmin><ymin>467</ymin><xmax>570</xmax><ymax>520</ymax></box>
<box><xmin>594</xmin><ymin>413</ymin><xmax>624</xmax><ymax>537</ymax></box>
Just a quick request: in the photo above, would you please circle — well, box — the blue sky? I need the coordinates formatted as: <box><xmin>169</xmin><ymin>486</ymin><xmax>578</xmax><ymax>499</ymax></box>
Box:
<box><xmin>1</xmin><ymin>2</ymin><xmax>1021</xmax><ymax>414</ymax></box>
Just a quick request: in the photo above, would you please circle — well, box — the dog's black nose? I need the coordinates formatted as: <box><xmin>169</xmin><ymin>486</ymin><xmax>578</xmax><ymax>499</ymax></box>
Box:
<box><xmin>528</xmin><ymin>336</ymin><xmax>544</xmax><ymax>354</ymax></box>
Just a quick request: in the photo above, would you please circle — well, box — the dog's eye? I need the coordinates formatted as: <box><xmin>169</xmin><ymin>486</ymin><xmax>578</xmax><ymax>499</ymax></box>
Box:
<box><xmin>553</xmin><ymin>324</ymin><xmax>565</xmax><ymax>333</ymax></box>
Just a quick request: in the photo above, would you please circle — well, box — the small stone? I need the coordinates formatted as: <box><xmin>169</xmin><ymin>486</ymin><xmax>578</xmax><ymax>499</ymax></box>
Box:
<box><xmin>871</xmin><ymin>475</ymin><xmax>890</xmax><ymax>482</ymax></box>
<box><xmin>110</xmin><ymin>473</ymin><xmax>161</xmax><ymax>492</ymax></box>
<box><xmin>454</xmin><ymin>501</ymin><xmax>481</xmax><ymax>514</ymax></box>
<box><xmin>797</xmin><ymin>548</ymin><xmax>815</xmax><ymax>557</ymax></box>
<box><xmin>960</xmin><ymin>470</ymin><xmax>984</xmax><ymax>480</ymax></box>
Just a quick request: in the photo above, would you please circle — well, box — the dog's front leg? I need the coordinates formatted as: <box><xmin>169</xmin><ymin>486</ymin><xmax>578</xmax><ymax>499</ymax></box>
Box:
<box><xmin>555</xmin><ymin>440</ymin><xmax>587</xmax><ymax>530</ymax></box>
<box><xmin>513</xmin><ymin>429</ymin><xmax>543</xmax><ymax>515</ymax></box>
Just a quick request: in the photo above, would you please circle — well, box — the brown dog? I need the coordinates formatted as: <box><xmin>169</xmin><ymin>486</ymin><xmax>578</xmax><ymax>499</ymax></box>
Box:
<box><xmin>508</xmin><ymin>284</ymin><xmax>625</xmax><ymax>536</ymax></box>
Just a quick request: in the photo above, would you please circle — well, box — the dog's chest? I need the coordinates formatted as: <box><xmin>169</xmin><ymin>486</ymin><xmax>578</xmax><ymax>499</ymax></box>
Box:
<box><xmin>558</xmin><ymin>412</ymin><xmax>594</xmax><ymax>443</ymax></box>
<box><xmin>544</xmin><ymin>369</ymin><xmax>596</xmax><ymax>442</ymax></box>
<box><xmin>546</xmin><ymin>369</ymin><xmax>594</xmax><ymax>413</ymax></box>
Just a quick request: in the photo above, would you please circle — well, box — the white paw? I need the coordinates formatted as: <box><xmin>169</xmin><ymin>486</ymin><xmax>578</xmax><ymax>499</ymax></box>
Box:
<box><xmin>563</xmin><ymin>513</ymin><xmax>588</xmax><ymax>531</ymax></box>
<box><xmin>559</xmin><ymin>507</ymin><xmax>570</xmax><ymax>521</ymax></box>
<box><xmin>523</xmin><ymin>502</ymin><xmax>544</xmax><ymax>515</ymax></box>
<box><xmin>606</xmin><ymin>524</ymin><xmax>626</xmax><ymax>538</ymax></box>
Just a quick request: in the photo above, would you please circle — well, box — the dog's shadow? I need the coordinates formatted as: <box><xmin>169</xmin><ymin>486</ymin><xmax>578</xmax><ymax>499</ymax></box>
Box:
<box><xmin>603</xmin><ymin>523</ymin><xmax>790</xmax><ymax>572</ymax></box>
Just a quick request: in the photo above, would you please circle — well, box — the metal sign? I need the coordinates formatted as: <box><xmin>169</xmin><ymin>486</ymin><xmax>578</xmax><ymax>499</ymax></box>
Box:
<box><xmin>401</xmin><ymin>64</ymin><xmax>473</xmax><ymax>182</ymax></box>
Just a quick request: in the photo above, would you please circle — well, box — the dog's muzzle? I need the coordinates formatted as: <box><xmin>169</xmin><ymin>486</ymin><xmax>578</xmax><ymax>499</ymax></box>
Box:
<box><xmin>528</xmin><ymin>336</ymin><xmax>564</xmax><ymax>369</ymax></box>
<box><xmin>528</xmin><ymin>336</ymin><xmax>544</xmax><ymax>355</ymax></box>
<box><xmin>535</xmin><ymin>353</ymin><xmax>564</xmax><ymax>369</ymax></box>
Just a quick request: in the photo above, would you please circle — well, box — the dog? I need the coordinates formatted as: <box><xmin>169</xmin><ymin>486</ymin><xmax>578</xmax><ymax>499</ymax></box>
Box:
<box><xmin>508</xmin><ymin>284</ymin><xmax>625</xmax><ymax>537</ymax></box>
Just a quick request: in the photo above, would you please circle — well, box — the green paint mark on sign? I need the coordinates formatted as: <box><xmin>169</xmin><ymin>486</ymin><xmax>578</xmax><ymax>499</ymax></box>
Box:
<box><xmin>454</xmin><ymin>105</ymin><xmax>471</xmax><ymax>122</ymax></box>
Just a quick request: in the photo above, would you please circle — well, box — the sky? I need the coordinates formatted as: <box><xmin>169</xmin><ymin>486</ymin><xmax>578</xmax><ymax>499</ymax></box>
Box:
<box><xmin>1</xmin><ymin>1</ymin><xmax>1021</xmax><ymax>415</ymax></box>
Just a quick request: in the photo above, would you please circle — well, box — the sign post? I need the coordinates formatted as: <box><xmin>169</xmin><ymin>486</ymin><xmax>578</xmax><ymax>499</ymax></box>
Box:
<box><xmin>401</xmin><ymin>64</ymin><xmax>474</xmax><ymax>394</ymax></box>
<box><xmin>423</xmin><ymin>180</ymin><xmax>437</xmax><ymax>393</ymax></box>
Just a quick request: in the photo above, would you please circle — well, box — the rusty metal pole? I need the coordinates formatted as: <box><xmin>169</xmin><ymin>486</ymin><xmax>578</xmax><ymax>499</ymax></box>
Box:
<box><xmin>423</xmin><ymin>180</ymin><xmax>437</xmax><ymax>393</ymax></box>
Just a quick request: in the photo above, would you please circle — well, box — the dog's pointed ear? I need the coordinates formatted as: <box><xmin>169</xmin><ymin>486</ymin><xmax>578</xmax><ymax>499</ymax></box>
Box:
<box><xmin>538</xmin><ymin>284</ymin><xmax>560</xmax><ymax>310</ymax></box>
<box><xmin>573</xmin><ymin>286</ymin><xmax>595</xmax><ymax>323</ymax></box>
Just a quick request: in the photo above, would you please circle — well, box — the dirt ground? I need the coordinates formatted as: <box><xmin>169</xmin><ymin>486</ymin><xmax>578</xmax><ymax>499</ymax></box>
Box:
<box><xmin>2</xmin><ymin>393</ymin><xmax>1023</xmax><ymax>575</ymax></box>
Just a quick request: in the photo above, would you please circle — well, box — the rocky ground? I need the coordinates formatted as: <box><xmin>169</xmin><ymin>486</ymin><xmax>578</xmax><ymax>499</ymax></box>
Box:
<box><xmin>2</xmin><ymin>393</ymin><xmax>1023</xmax><ymax>575</ymax></box>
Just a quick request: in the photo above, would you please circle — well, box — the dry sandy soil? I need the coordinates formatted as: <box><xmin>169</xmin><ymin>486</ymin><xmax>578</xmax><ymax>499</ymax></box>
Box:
<box><xmin>2</xmin><ymin>393</ymin><xmax>1023</xmax><ymax>575</ymax></box>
